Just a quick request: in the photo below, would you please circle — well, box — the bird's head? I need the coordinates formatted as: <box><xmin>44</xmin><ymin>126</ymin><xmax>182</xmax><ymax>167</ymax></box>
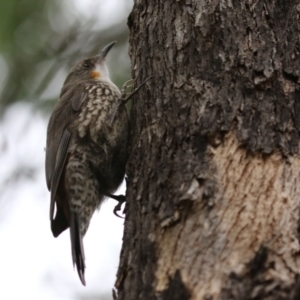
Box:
<box><xmin>64</xmin><ymin>41</ymin><xmax>116</xmax><ymax>85</ymax></box>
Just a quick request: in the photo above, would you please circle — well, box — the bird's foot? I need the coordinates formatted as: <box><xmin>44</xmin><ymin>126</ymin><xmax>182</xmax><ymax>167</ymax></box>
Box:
<box><xmin>120</xmin><ymin>79</ymin><xmax>134</xmax><ymax>99</ymax></box>
<box><xmin>120</xmin><ymin>75</ymin><xmax>153</xmax><ymax>105</ymax></box>
<box><xmin>110</xmin><ymin>75</ymin><xmax>153</xmax><ymax>124</ymax></box>
<box><xmin>107</xmin><ymin>194</ymin><xmax>126</xmax><ymax>218</ymax></box>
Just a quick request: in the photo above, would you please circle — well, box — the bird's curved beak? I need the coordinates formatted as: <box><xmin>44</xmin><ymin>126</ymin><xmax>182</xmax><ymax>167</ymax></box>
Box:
<box><xmin>99</xmin><ymin>41</ymin><xmax>116</xmax><ymax>59</ymax></box>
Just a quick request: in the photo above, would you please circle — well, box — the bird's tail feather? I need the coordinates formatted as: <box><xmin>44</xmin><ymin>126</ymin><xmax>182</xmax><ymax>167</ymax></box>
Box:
<box><xmin>70</xmin><ymin>212</ymin><xmax>86</xmax><ymax>285</ymax></box>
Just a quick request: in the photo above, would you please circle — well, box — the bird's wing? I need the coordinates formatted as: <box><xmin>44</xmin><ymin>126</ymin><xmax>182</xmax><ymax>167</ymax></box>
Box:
<box><xmin>49</xmin><ymin>128</ymin><xmax>71</xmax><ymax>220</ymax></box>
<box><xmin>46</xmin><ymin>84</ymin><xmax>88</xmax><ymax>284</ymax></box>
<box><xmin>45</xmin><ymin>84</ymin><xmax>87</xmax><ymax>221</ymax></box>
<box><xmin>72</xmin><ymin>90</ymin><xmax>88</xmax><ymax>111</ymax></box>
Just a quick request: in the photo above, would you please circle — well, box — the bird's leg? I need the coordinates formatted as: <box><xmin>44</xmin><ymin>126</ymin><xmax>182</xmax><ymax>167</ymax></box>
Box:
<box><xmin>120</xmin><ymin>79</ymin><xmax>134</xmax><ymax>99</ymax></box>
<box><xmin>119</xmin><ymin>68</ymin><xmax>142</xmax><ymax>100</ymax></box>
<box><xmin>106</xmin><ymin>193</ymin><xmax>126</xmax><ymax>218</ymax></box>
<box><xmin>120</xmin><ymin>75</ymin><xmax>153</xmax><ymax>105</ymax></box>
<box><xmin>109</xmin><ymin>79</ymin><xmax>134</xmax><ymax>125</ymax></box>
<box><xmin>109</xmin><ymin>75</ymin><xmax>153</xmax><ymax>124</ymax></box>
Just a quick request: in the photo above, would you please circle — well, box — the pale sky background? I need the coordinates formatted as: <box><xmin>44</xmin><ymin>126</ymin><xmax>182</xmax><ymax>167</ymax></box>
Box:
<box><xmin>0</xmin><ymin>1</ymin><xmax>132</xmax><ymax>299</ymax></box>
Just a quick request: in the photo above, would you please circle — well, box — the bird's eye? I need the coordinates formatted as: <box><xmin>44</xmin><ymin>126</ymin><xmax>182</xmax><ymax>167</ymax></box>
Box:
<box><xmin>83</xmin><ymin>62</ymin><xmax>91</xmax><ymax>69</ymax></box>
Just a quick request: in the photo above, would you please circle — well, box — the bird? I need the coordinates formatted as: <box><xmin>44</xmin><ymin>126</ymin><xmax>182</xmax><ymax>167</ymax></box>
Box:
<box><xmin>45</xmin><ymin>41</ymin><xmax>128</xmax><ymax>285</ymax></box>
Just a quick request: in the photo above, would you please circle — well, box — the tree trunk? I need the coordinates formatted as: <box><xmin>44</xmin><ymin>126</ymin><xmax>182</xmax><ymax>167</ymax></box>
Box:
<box><xmin>115</xmin><ymin>1</ymin><xmax>300</xmax><ymax>299</ymax></box>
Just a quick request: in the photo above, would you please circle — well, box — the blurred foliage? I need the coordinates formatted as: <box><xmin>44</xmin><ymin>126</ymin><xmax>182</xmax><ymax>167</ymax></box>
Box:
<box><xmin>0</xmin><ymin>0</ymin><xmax>131</xmax><ymax>114</ymax></box>
<box><xmin>0</xmin><ymin>1</ymin><xmax>132</xmax><ymax>299</ymax></box>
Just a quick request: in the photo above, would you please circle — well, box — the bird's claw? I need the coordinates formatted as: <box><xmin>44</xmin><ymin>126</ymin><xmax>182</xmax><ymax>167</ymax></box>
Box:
<box><xmin>113</xmin><ymin>201</ymin><xmax>125</xmax><ymax>218</ymax></box>
<box><xmin>120</xmin><ymin>79</ymin><xmax>134</xmax><ymax>98</ymax></box>
<box><xmin>106</xmin><ymin>193</ymin><xmax>126</xmax><ymax>218</ymax></box>
<box><xmin>110</xmin><ymin>75</ymin><xmax>153</xmax><ymax>125</ymax></box>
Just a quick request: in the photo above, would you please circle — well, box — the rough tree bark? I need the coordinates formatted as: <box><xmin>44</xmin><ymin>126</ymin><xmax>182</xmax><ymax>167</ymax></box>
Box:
<box><xmin>115</xmin><ymin>1</ymin><xmax>300</xmax><ymax>299</ymax></box>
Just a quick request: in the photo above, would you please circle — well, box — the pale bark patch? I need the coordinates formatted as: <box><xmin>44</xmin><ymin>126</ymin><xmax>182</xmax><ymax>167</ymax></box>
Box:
<box><xmin>155</xmin><ymin>133</ymin><xmax>300</xmax><ymax>299</ymax></box>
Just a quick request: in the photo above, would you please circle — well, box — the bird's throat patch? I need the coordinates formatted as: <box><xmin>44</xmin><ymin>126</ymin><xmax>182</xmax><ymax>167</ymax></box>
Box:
<box><xmin>90</xmin><ymin>71</ymin><xmax>101</xmax><ymax>78</ymax></box>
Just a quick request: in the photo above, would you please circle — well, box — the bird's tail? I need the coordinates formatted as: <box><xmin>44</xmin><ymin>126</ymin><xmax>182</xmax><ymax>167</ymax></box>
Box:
<box><xmin>70</xmin><ymin>212</ymin><xmax>86</xmax><ymax>285</ymax></box>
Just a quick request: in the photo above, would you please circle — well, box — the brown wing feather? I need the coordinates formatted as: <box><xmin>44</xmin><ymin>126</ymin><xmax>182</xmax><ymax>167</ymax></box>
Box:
<box><xmin>51</xmin><ymin>157</ymin><xmax>70</xmax><ymax>237</ymax></box>
<box><xmin>45</xmin><ymin>83</ymin><xmax>87</xmax><ymax>226</ymax></box>
<box><xmin>49</xmin><ymin>128</ymin><xmax>71</xmax><ymax>220</ymax></box>
<box><xmin>72</xmin><ymin>91</ymin><xmax>87</xmax><ymax>111</ymax></box>
<box><xmin>45</xmin><ymin>93</ymin><xmax>72</xmax><ymax>190</ymax></box>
